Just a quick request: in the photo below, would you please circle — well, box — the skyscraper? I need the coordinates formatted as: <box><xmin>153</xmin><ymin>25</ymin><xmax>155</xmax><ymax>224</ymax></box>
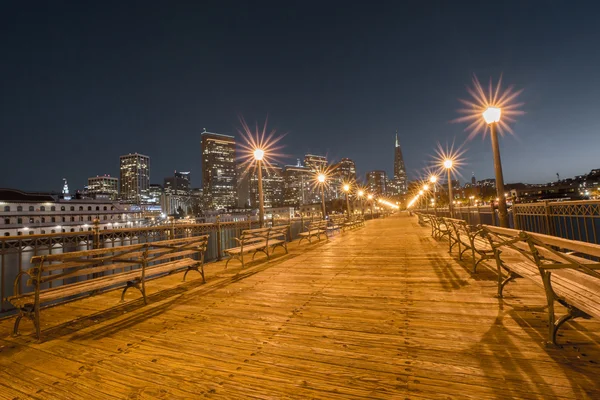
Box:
<box><xmin>283</xmin><ymin>164</ymin><xmax>312</xmax><ymax>207</ymax></box>
<box><xmin>201</xmin><ymin>130</ymin><xmax>237</xmax><ymax>210</ymax></box>
<box><xmin>164</xmin><ymin>171</ymin><xmax>191</xmax><ymax>195</ymax></box>
<box><xmin>393</xmin><ymin>131</ymin><xmax>408</xmax><ymax>195</ymax></box>
<box><xmin>120</xmin><ymin>153</ymin><xmax>150</xmax><ymax>203</ymax></box>
<box><xmin>304</xmin><ymin>154</ymin><xmax>327</xmax><ymax>172</ymax></box>
<box><xmin>334</xmin><ymin>158</ymin><xmax>357</xmax><ymax>182</ymax></box>
<box><xmin>366</xmin><ymin>170</ymin><xmax>387</xmax><ymax>195</ymax></box>
<box><xmin>249</xmin><ymin>165</ymin><xmax>284</xmax><ymax>208</ymax></box>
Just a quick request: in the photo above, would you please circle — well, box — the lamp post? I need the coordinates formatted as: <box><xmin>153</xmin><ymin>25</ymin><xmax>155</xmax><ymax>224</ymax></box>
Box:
<box><xmin>254</xmin><ymin>148</ymin><xmax>266</xmax><ymax>228</ymax></box>
<box><xmin>423</xmin><ymin>184</ymin><xmax>429</xmax><ymax>211</ymax></box>
<box><xmin>368</xmin><ymin>194</ymin><xmax>374</xmax><ymax>217</ymax></box>
<box><xmin>343</xmin><ymin>184</ymin><xmax>351</xmax><ymax>218</ymax></box>
<box><xmin>318</xmin><ymin>173</ymin><xmax>327</xmax><ymax>220</ymax></box>
<box><xmin>483</xmin><ymin>106</ymin><xmax>509</xmax><ymax>228</ymax></box>
<box><xmin>357</xmin><ymin>190</ymin><xmax>364</xmax><ymax>216</ymax></box>
<box><xmin>429</xmin><ymin>175</ymin><xmax>438</xmax><ymax>216</ymax></box>
<box><xmin>444</xmin><ymin>159</ymin><xmax>454</xmax><ymax>218</ymax></box>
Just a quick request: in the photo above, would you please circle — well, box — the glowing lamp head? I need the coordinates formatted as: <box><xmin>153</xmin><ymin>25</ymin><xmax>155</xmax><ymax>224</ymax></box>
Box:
<box><xmin>443</xmin><ymin>159</ymin><xmax>453</xmax><ymax>169</ymax></box>
<box><xmin>343</xmin><ymin>184</ymin><xmax>350</xmax><ymax>192</ymax></box>
<box><xmin>358</xmin><ymin>190</ymin><xmax>364</xmax><ymax>197</ymax></box>
<box><xmin>367</xmin><ymin>194</ymin><xmax>373</xmax><ymax>200</ymax></box>
<box><xmin>253</xmin><ymin>148</ymin><xmax>265</xmax><ymax>161</ymax></box>
<box><xmin>482</xmin><ymin>106</ymin><xmax>501</xmax><ymax>124</ymax></box>
<box><xmin>423</xmin><ymin>184</ymin><xmax>429</xmax><ymax>191</ymax></box>
<box><xmin>317</xmin><ymin>174</ymin><xmax>326</xmax><ymax>183</ymax></box>
<box><xmin>419</xmin><ymin>190</ymin><xmax>424</xmax><ymax>195</ymax></box>
<box><xmin>429</xmin><ymin>175</ymin><xmax>437</xmax><ymax>183</ymax></box>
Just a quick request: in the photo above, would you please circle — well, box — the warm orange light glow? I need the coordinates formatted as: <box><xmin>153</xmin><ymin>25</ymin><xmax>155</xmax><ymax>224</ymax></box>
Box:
<box><xmin>454</xmin><ymin>74</ymin><xmax>524</xmax><ymax>139</ymax></box>
<box><xmin>423</xmin><ymin>184</ymin><xmax>429</xmax><ymax>191</ymax></box>
<box><xmin>444</xmin><ymin>159</ymin><xmax>453</xmax><ymax>169</ymax></box>
<box><xmin>357</xmin><ymin>190</ymin><xmax>364</xmax><ymax>197</ymax></box>
<box><xmin>429</xmin><ymin>175</ymin><xmax>437</xmax><ymax>183</ymax></box>
<box><xmin>318</xmin><ymin>174</ymin><xmax>326</xmax><ymax>183</ymax></box>
<box><xmin>367</xmin><ymin>194</ymin><xmax>373</xmax><ymax>200</ymax></box>
<box><xmin>419</xmin><ymin>190</ymin><xmax>424</xmax><ymax>195</ymax></box>
<box><xmin>238</xmin><ymin>116</ymin><xmax>286</xmax><ymax>178</ymax></box>
<box><xmin>343</xmin><ymin>184</ymin><xmax>350</xmax><ymax>192</ymax></box>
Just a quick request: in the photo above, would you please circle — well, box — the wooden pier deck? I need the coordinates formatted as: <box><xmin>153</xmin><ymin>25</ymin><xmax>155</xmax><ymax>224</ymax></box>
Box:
<box><xmin>1</xmin><ymin>214</ymin><xmax>599</xmax><ymax>399</ymax></box>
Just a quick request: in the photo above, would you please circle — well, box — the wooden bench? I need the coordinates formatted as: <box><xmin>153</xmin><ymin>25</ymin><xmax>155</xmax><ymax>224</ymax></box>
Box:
<box><xmin>224</xmin><ymin>225</ymin><xmax>290</xmax><ymax>268</ymax></box>
<box><xmin>481</xmin><ymin>225</ymin><xmax>600</xmax><ymax>346</ymax></box>
<box><xmin>431</xmin><ymin>216</ymin><xmax>451</xmax><ymax>241</ymax></box>
<box><xmin>343</xmin><ymin>215</ymin><xmax>364</xmax><ymax>230</ymax></box>
<box><xmin>416</xmin><ymin>212</ymin><xmax>431</xmax><ymax>226</ymax></box>
<box><xmin>298</xmin><ymin>220</ymin><xmax>328</xmax><ymax>244</ymax></box>
<box><xmin>8</xmin><ymin>235</ymin><xmax>209</xmax><ymax>341</ymax></box>
<box><xmin>327</xmin><ymin>215</ymin><xmax>345</xmax><ymax>236</ymax></box>
<box><xmin>445</xmin><ymin>218</ymin><xmax>495</xmax><ymax>273</ymax></box>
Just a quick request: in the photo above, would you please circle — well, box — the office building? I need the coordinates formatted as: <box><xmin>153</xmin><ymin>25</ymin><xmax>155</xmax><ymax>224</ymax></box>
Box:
<box><xmin>283</xmin><ymin>164</ymin><xmax>312</xmax><ymax>207</ymax></box>
<box><xmin>164</xmin><ymin>171</ymin><xmax>191</xmax><ymax>195</ymax></box>
<box><xmin>201</xmin><ymin>130</ymin><xmax>237</xmax><ymax>210</ymax></box>
<box><xmin>87</xmin><ymin>175</ymin><xmax>119</xmax><ymax>200</ymax></box>
<box><xmin>366</xmin><ymin>170</ymin><xmax>387</xmax><ymax>195</ymax></box>
<box><xmin>120</xmin><ymin>153</ymin><xmax>150</xmax><ymax>203</ymax></box>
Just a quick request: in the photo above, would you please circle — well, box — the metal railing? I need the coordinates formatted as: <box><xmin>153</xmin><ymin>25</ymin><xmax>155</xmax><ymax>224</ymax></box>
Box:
<box><xmin>415</xmin><ymin>200</ymin><xmax>600</xmax><ymax>244</ymax></box>
<box><xmin>0</xmin><ymin>213</ymin><xmax>380</xmax><ymax>314</ymax></box>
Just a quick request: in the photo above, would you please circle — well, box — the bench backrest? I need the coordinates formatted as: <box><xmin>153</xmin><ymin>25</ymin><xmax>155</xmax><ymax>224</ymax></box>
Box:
<box><xmin>240</xmin><ymin>227</ymin><xmax>270</xmax><ymax>241</ymax></box>
<box><xmin>28</xmin><ymin>235</ymin><xmax>209</xmax><ymax>286</ymax></box>
<box><xmin>306</xmin><ymin>220</ymin><xmax>327</xmax><ymax>231</ymax></box>
<box><xmin>269</xmin><ymin>225</ymin><xmax>289</xmax><ymax>242</ymax></box>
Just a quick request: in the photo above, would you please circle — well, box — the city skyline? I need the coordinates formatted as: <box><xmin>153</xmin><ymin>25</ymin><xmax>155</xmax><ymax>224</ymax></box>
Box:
<box><xmin>3</xmin><ymin>2</ymin><xmax>600</xmax><ymax>190</ymax></box>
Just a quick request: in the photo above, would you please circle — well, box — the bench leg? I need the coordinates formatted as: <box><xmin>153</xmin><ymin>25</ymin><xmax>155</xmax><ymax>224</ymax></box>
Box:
<box><xmin>540</xmin><ymin>271</ymin><xmax>590</xmax><ymax>347</ymax></box>
<box><xmin>497</xmin><ymin>271</ymin><xmax>518</xmax><ymax>298</ymax></box>
<box><xmin>121</xmin><ymin>279</ymin><xmax>145</xmax><ymax>304</ymax></box>
<box><xmin>183</xmin><ymin>264</ymin><xmax>205</xmax><ymax>283</ymax></box>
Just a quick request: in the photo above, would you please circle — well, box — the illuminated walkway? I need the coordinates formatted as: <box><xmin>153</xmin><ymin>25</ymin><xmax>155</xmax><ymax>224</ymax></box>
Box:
<box><xmin>1</xmin><ymin>214</ymin><xmax>599</xmax><ymax>399</ymax></box>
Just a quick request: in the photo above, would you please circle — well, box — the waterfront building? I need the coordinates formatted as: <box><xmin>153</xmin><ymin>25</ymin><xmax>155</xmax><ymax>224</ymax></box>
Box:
<box><xmin>120</xmin><ymin>153</ymin><xmax>150</xmax><ymax>203</ymax></box>
<box><xmin>0</xmin><ymin>189</ymin><xmax>141</xmax><ymax>237</ymax></box>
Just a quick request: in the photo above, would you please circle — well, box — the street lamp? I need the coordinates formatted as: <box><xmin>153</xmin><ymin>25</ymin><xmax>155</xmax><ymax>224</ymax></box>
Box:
<box><xmin>444</xmin><ymin>159</ymin><xmax>454</xmax><ymax>218</ymax></box>
<box><xmin>343</xmin><ymin>183</ymin><xmax>351</xmax><ymax>218</ymax></box>
<box><xmin>357</xmin><ymin>190</ymin><xmax>365</xmax><ymax>216</ymax></box>
<box><xmin>454</xmin><ymin>76</ymin><xmax>523</xmax><ymax>227</ymax></box>
<box><xmin>318</xmin><ymin>173</ymin><xmax>327</xmax><ymax>220</ymax></box>
<box><xmin>483</xmin><ymin>106</ymin><xmax>509</xmax><ymax>227</ymax></box>
<box><xmin>253</xmin><ymin>148</ymin><xmax>266</xmax><ymax>227</ymax></box>
<box><xmin>367</xmin><ymin>194</ymin><xmax>374</xmax><ymax>217</ymax></box>
<box><xmin>429</xmin><ymin>175</ymin><xmax>438</xmax><ymax>215</ymax></box>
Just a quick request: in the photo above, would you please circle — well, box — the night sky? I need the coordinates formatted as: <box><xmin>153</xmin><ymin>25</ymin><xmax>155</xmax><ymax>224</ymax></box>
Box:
<box><xmin>2</xmin><ymin>1</ymin><xmax>600</xmax><ymax>192</ymax></box>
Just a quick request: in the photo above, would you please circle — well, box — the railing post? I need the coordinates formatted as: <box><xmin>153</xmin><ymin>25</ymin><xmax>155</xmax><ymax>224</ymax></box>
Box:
<box><xmin>544</xmin><ymin>201</ymin><xmax>555</xmax><ymax>236</ymax></box>
<box><xmin>216</xmin><ymin>215</ymin><xmax>223</xmax><ymax>261</ymax></box>
<box><xmin>490</xmin><ymin>203</ymin><xmax>497</xmax><ymax>226</ymax></box>
<box><xmin>513</xmin><ymin>204</ymin><xmax>520</xmax><ymax>230</ymax></box>
<box><xmin>92</xmin><ymin>218</ymin><xmax>100</xmax><ymax>249</ymax></box>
